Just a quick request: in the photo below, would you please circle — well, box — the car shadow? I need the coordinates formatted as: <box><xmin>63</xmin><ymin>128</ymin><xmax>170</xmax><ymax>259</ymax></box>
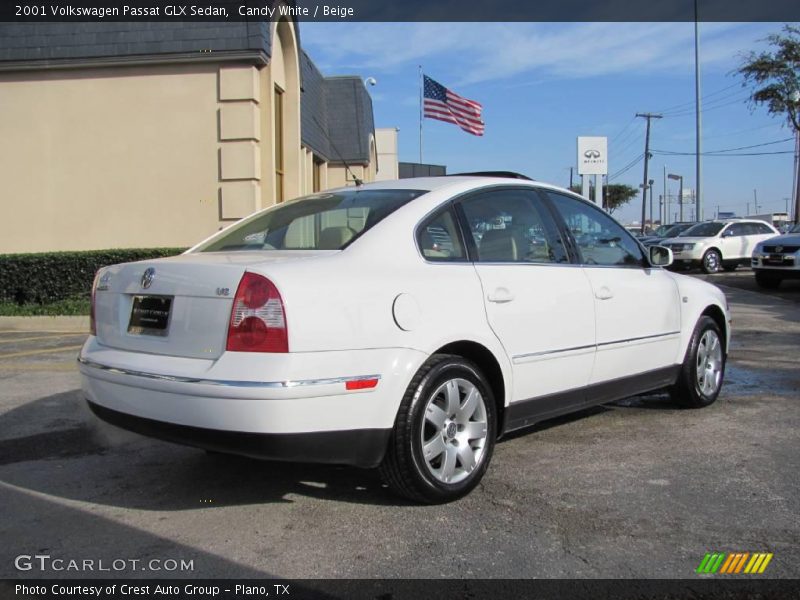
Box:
<box><xmin>0</xmin><ymin>390</ymin><xmax>417</xmax><ymax>511</ymax></box>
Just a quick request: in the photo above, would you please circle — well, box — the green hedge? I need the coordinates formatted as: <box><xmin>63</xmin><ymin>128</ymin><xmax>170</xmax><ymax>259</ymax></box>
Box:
<box><xmin>0</xmin><ymin>248</ymin><xmax>187</xmax><ymax>305</ymax></box>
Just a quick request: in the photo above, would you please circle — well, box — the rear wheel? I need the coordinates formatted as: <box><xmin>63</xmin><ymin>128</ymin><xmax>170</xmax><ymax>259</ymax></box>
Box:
<box><xmin>670</xmin><ymin>316</ymin><xmax>726</xmax><ymax>408</ymax></box>
<box><xmin>755</xmin><ymin>272</ymin><xmax>782</xmax><ymax>289</ymax></box>
<box><xmin>701</xmin><ymin>249</ymin><xmax>722</xmax><ymax>274</ymax></box>
<box><xmin>379</xmin><ymin>354</ymin><xmax>496</xmax><ymax>503</ymax></box>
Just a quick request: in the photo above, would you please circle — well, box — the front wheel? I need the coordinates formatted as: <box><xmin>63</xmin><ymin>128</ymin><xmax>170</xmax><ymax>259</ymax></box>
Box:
<box><xmin>701</xmin><ymin>249</ymin><xmax>722</xmax><ymax>274</ymax></box>
<box><xmin>379</xmin><ymin>354</ymin><xmax>496</xmax><ymax>503</ymax></box>
<box><xmin>670</xmin><ymin>316</ymin><xmax>726</xmax><ymax>408</ymax></box>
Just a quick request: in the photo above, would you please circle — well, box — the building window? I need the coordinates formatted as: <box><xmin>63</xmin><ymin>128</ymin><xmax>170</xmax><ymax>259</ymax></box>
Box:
<box><xmin>274</xmin><ymin>85</ymin><xmax>284</xmax><ymax>203</ymax></box>
<box><xmin>313</xmin><ymin>156</ymin><xmax>323</xmax><ymax>192</ymax></box>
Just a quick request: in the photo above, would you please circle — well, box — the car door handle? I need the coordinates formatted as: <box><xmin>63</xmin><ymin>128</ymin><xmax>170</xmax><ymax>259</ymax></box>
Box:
<box><xmin>487</xmin><ymin>288</ymin><xmax>515</xmax><ymax>303</ymax></box>
<box><xmin>595</xmin><ymin>286</ymin><xmax>614</xmax><ymax>300</ymax></box>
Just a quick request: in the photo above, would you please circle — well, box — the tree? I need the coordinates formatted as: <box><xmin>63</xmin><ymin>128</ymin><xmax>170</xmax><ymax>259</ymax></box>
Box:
<box><xmin>569</xmin><ymin>183</ymin><xmax>638</xmax><ymax>214</ymax></box>
<box><xmin>737</xmin><ymin>24</ymin><xmax>800</xmax><ymax>132</ymax></box>
<box><xmin>737</xmin><ymin>24</ymin><xmax>800</xmax><ymax>223</ymax></box>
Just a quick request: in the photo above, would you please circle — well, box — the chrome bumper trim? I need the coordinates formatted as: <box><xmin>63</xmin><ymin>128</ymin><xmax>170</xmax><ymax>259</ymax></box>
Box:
<box><xmin>77</xmin><ymin>357</ymin><xmax>381</xmax><ymax>389</ymax></box>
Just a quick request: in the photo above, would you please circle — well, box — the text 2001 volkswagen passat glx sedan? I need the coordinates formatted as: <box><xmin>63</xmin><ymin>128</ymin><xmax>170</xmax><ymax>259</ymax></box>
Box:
<box><xmin>80</xmin><ymin>174</ymin><xmax>730</xmax><ymax>503</ymax></box>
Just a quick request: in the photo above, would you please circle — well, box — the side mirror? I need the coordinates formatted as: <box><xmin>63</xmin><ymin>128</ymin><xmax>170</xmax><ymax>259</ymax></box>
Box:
<box><xmin>649</xmin><ymin>245</ymin><xmax>673</xmax><ymax>267</ymax></box>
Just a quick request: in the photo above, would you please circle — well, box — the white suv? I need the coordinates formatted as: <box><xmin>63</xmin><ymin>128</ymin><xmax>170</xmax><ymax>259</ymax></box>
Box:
<box><xmin>79</xmin><ymin>175</ymin><xmax>730</xmax><ymax>503</ymax></box>
<box><xmin>751</xmin><ymin>222</ymin><xmax>800</xmax><ymax>288</ymax></box>
<box><xmin>661</xmin><ymin>219</ymin><xmax>779</xmax><ymax>274</ymax></box>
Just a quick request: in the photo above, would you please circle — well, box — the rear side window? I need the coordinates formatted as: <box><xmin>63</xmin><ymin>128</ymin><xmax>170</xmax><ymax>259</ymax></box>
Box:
<box><xmin>458</xmin><ymin>189</ymin><xmax>569</xmax><ymax>264</ymax></box>
<box><xmin>195</xmin><ymin>189</ymin><xmax>425</xmax><ymax>252</ymax></box>
<box><xmin>753</xmin><ymin>222</ymin><xmax>774</xmax><ymax>234</ymax></box>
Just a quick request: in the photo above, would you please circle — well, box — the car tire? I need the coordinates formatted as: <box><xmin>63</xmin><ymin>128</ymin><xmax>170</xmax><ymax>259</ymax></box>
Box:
<box><xmin>701</xmin><ymin>249</ymin><xmax>722</xmax><ymax>274</ymax></box>
<box><xmin>379</xmin><ymin>354</ymin><xmax>496</xmax><ymax>503</ymax></box>
<box><xmin>669</xmin><ymin>316</ymin><xmax>726</xmax><ymax>408</ymax></box>
<box><xmin>755</xmin><ymin>272</ymin><xmax>782</xmax><ymax>289</ymax></box>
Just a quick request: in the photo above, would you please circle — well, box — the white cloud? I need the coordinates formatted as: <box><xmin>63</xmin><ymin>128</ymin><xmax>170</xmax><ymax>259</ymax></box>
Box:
<box><xmin>300</xmin><ymin>22</ymin><xmax>776</xmax><ymax>86</ymax></box>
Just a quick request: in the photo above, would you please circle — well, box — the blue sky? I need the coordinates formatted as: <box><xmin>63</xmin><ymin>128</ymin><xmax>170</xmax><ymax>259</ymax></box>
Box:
<box><xmin>301</xmin><ymin>22</ymin><xmax>797</xmax><ymax>224</ymax></box>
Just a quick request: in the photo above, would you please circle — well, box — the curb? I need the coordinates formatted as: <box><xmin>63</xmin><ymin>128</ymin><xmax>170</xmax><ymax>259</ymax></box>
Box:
<box><xmin>0</xmin><ymin>316</ymin><xmax>89</xmax><ymax>333</ymax></box>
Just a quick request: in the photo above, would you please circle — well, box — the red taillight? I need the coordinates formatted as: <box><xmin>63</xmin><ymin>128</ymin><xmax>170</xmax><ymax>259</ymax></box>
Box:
<box><xmin>89</xmin><ymin>271</ymin><xmax>99</xmax><ymax>336</ymax></box>
<box><xmin>226</xmin><ymin>272</ymin><xmax>288</xmax><ymax>353</ymax></box>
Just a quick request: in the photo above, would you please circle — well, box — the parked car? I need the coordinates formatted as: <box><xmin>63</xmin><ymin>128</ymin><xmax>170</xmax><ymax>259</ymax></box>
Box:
<box><xmin>661</xmin><ymin>219</ymin><xmax>778</xmax><ymax>274</ymax></box>
<box><xmin>751</xmin><ymin>222</ymin><xmax>800</xmax><ymax>288</ymax></box>
<box><xmin>639</xmin><ymin>222</ymin><xmax>696</xmax><ymax>247</ymax></box>
<box><xmin>79</xmin><ymin>175</ymin><xmax>731</xmax><ymax>503</ymax></box>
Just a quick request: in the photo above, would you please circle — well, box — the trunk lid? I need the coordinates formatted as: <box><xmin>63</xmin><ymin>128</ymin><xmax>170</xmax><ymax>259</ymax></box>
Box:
<box><xmin>93</xmin><ymin>251</ymin><xmax>326</xmax><ymax>359</ymax></box>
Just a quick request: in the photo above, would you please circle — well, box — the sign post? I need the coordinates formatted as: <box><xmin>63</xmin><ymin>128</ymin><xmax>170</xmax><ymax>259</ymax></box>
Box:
<box><xmin>577</xmin><ymin>136</ymin><xmax>608</xmax><ymax>207</ymax></box>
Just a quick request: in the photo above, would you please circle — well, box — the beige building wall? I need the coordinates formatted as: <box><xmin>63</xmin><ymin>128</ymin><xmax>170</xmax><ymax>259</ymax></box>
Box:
<box><xmin>0</xmin><ymin>17</ymin><xmax>375</xmax><ymax>254</ymax></box>
<box><xmin>0</xmin><ymin>64</ymin><xmax>224</xmax><ymax>253</ymax></box>
<box><xmin>375</xmin><ymin>128</ymin><xmax>399</xmax><ymax>181</ymax></box>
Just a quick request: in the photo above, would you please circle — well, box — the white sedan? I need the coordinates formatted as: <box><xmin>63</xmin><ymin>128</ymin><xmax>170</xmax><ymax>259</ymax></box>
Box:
<box><xmin>79</xmin><ymin>174</ymin><xmax>731</xmax><ymax>503</ymax></box>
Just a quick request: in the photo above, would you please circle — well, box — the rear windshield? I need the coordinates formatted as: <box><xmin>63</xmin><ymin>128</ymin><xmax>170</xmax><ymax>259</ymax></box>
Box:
<box><xmin>195</xmin><ymin>189</ymin><xmax>425</xmax><ymax>252</ymax></box>
<box><xmin>680</xmin><ymin>222</ymin><xmax>724</xmax><ymax>237</ymax></box>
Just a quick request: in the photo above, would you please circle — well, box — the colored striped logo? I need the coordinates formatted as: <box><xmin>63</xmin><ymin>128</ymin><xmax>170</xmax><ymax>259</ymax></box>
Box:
<box><xmin>696</xmin><ymin>552</ymin><xmax>773</xmax><ymax>574</ymax></box>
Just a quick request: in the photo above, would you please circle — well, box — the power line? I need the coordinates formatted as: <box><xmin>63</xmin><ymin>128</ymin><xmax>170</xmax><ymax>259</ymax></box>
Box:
<box><xmin>653</xmin><ymin>150</ymin><xmax>794</xmax><ymax>157</ymax></box>
<box><xmin>652</xmin><ymin>137</ymin><xmax>795</xmax><ymax>156</ymax></box>
<box><xmin>653</xmin><ymin>82</ymin><xmax>740</xmax><ymax>115</ymax></box>
<box><xmin>608</xmin><ymin>153</ymin><xmax>644</xmax><ymax>181</ymax></box>
<box><xmin>661</xmin><ymin>93</ymin><xmax>751</xmax><ymax>118</ymax></box>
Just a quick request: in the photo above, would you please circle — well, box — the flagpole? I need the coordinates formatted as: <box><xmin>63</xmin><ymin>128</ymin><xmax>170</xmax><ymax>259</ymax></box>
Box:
<box><xmin>418</xmin><ymin>65</ymin><xmax>423</xmax><ymax>163</ymax></box>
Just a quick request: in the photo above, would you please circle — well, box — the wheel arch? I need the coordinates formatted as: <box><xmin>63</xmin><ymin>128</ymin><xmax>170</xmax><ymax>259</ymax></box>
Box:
<box><xmin>433</xmin><ymin>340</ymin><xmax>508</xmax><ymax>438</ymax></box>
<box><xmin>701</xmin><ymin>303</ymin><xmax>729</xmax><ymax>354</ymax></box>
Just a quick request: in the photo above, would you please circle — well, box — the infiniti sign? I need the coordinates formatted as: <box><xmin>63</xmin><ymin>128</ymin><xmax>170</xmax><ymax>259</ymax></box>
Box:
<box><xmin>577</xmin><ymin>136</ymin><xmax>608</xmax><ymax>176</ymax></box>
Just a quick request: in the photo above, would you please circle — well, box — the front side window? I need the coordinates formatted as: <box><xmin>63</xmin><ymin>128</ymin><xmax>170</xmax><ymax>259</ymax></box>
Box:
<box><xmin>546</xmin><ymin>192</ymin><xmax>646</xmax><ymax>268</ymax></box>
<box><xmin>458</xmin><ymin>189</ymin><xmax>568</xmax><ymax>264</ymax></box>
<box><xmin>195</xmin><ymin>189</ymin><xmax>425</xmax><ymax>252</ymax></box>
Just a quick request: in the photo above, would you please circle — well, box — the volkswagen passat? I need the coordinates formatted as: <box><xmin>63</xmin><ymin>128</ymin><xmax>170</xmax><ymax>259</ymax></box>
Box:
<box><xmin>80</xmin><ymin>175</ymin><xmax>731</xmax><ymax>503</ymax></box>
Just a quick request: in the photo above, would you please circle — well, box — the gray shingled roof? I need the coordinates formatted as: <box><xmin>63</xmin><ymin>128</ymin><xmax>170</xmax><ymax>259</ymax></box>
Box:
<box><xmin>0</xmin><ymin>22</ymin><xmax>271</xmax><ymax>64</ymax></box>
<box><xmin>323</xmin><ymin>76</ymin><xmax>375</xmax><ymax>165</ymax></box>
<box><xmin>300</xmin><ymin>50</ymin><xmax>331</xmax><ymax>161</ymax></box>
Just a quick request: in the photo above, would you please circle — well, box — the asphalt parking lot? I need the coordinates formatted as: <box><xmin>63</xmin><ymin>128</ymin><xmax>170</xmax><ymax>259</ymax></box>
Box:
<box><xmin>0</xmin><ymin>269</ymin><xmax>798</xmax><ymax>580</ymax></box>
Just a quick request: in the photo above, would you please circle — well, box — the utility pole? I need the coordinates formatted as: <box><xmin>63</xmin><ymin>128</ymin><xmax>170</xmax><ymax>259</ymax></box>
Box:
<box><xmin>569</xmin><ymin>167</ymin><xmax>574</xmax><ymax>189</ymax></box>
<box><xmin>694</xmin><ymin>0</ymin><xmax>703</xmax><ymax>221</ymax></box>
<box><xmin>794</xmin><ymin>130</ymin><xmax>800</xmax><ymax>223</ymax></box>
<box><xmin>636</xmin><ymin>112</ymin><xmax>662</xmax><ymax>234</ymax></box>
<box><xmin>753</xmin><ymin>189</ymin><xmax>759</xmax><ymax>214</ymax></box>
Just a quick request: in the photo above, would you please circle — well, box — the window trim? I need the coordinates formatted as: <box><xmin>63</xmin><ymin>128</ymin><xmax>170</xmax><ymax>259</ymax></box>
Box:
<box><xmin>452</xmin><ymin>185</ymin><xmax>572</xmax><ymax>265</ymax></box>
<box><xmin>540</xmin><ymin>189</ymin><xmax>651</xmax><ymax>270</ymax></box>
<box><xmin>415</xmin><ymin>202</ymin><xmax>470</xmax><ymax>263</ymax></box>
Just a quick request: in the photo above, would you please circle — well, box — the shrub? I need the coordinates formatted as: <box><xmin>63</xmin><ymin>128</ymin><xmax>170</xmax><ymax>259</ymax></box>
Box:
<box><xmin>0</xmin><ymin>248</ymin><xmax>186</xmax><ymax>305</ymax></box>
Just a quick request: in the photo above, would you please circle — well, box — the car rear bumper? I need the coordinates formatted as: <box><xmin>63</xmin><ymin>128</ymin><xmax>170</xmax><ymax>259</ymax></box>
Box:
<box><xmin>87</xmin><ymin>400</ymin><xmax>391</xmax><ymax>468</ymax></box>
<box><xmin>79</xmin><ymin>337</ymin><xmax>426</xmax><ymax>466</ymax></box>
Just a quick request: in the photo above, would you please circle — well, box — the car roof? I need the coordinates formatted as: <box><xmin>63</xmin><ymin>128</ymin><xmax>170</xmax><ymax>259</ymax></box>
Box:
<box><xmin>331</xmin><ymin>175</ymin><xmax>565</xmax><ymax>195</ymax></box>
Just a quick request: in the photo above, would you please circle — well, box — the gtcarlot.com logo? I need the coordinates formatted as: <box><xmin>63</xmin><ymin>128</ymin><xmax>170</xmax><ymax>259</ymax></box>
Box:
<box><xmin>14</xmin><ymin>554</ymin><xmax>194</xmax><ymax>573</ymax></box>
<box><xmin>697</xmin><ymin>552</ymin><xmax>773</xmax><ymax>574</ymax></box>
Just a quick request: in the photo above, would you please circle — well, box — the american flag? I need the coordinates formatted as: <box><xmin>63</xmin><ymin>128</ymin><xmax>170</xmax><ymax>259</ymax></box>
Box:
<box><xmin>423</xmin><ymin>75</ymin><xmax>484</xmax><ymax>136</ymax></box>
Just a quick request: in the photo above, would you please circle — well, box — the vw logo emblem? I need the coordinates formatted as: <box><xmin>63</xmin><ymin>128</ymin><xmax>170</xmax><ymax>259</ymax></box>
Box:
<box><xmin>141</xmin><ymin>267</ymin><xmax>155</xmax><ymax>289</ymax></box>
<box><xmin>775</xmin><ymin>246</ymin><xmax>783</xmax><ymax>253</ymax></box>
<box><xmin>584</xmin><ymin>149</ymin><xmax>601</xmax><ymax>159</ymax></box>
